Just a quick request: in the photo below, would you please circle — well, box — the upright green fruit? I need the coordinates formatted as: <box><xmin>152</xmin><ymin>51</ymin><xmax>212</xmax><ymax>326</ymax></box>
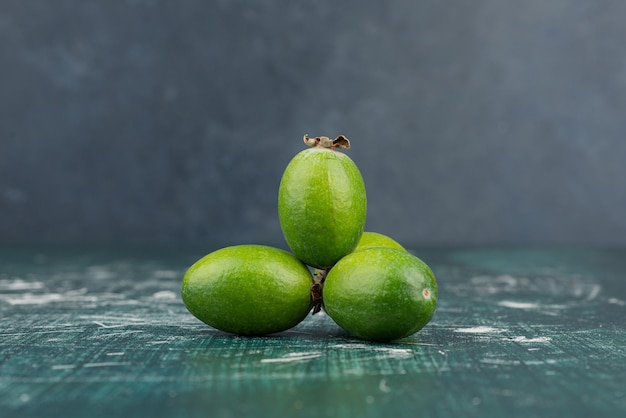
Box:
<box><xmin>181</xmin><ymin>245</ymin><xmax>313</xmax><ymax>336</ymax></box>
<box><xmin>278</xmin><ymin>135</ymin><xmax>367</xmax><ymax>269</ymax></box>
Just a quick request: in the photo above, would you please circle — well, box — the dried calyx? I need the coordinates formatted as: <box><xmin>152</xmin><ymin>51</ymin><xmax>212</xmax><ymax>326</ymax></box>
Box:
<box><xmin>304</xmin><ymin>134</ymin><xmax>351</xmax><ymax>150</ymax></box>
<box><xmin>310</xmin><ymin>268</ymin><xmax>328</xmax><ymax>315</ymax></box>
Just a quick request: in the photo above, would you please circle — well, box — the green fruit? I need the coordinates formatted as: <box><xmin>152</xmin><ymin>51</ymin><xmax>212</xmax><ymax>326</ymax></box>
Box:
<box><xmin>323</xmin><ymin>247</ymin><xmax>438</xmax><ymax>342</ymax></box>
<box><xmin>181</xmin><ymin>245</ymin><xmax>313</xmax><ymax>336</ymax></box>
<box><xmin>278</xmin><ymin>135</ymin><xmax>367</xmax><ymax>269</ymax></box>
<box><xmin>354</xmin><ymin>231</ymin><xmax>406</xmax><ymax>252</ymax></box>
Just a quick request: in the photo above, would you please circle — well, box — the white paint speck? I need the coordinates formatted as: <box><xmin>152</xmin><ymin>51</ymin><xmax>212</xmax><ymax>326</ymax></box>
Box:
<box><xmin>83</xmin><ymin>362</ymin><xmax>131</xmax><ymax>368</ymax></box>
<box><xmin>586</xmin><ymin>284</ymin><xmax>601</xmax><ymax>300</ymax></box>
<box><xmin>480</xmin><ymin>358</ymin><xmax>521</xmax><ymax>365</ymax></box>
<box><xmin>378</xmin><ymin>379</ymin><xmax>391</xmax><ymax>393</ymax></box>
<box><xmin>454</xmin><ymin>326</ymin><xmax>506</xmax><ymax>334</ymax></box>
<box><xmin>523</xmin><ymin>359</ymin><xmax>558</xmax><ymax>365</ymax></box>
<box><xmin>608</xmin><ymin>298</ymin><xmax>625</xmax><ymax>306</ymax></box>
<box><xmin>19</xmin><ymin>393</ymin><xmax>31</xmax><ymax>402</ymax></box>
<box><xmin>510</xmin><ymin>336</ymin><xmax>551</xmax><ymax>343</ymax></box>
<box><xmin>374</xmin><ymin>347</ymin><xmax>413</xmax><ymax>359</ymax></box>
<box><xmin>51</xmin><ymin>364</ymin><xmax>76</xmax><ymax>370</ymax></box>
<box><xmin>404</xmin><ymin>342</ymin><xmax>438</xmax><ymax>347</ymax></box>
<box><xmin>330</xmin><ymin>344</ymin><xmax>414</xmax><ymax>359</ymax></box>
<box><xmin>0</xmin><ymin>279</ymin><xmax>44</xmax><ymax>291</ymax></box>
<box><xmin>1</xmin><ymin>288</ymin><xmax>94</xmax><ymax>305</ymax></box>
<box><xmin>146</xmin><ymin>340</ymin><xmax>170</xmax><ymax>345</ymax></box>
<box><xmin>260</xmin><ymin>352</ymin><xmax>322</xmax><ymax>363</ymax></box>
<box><xmin>93</xmin><ymin>321</ymin><xmax>126</xmax><ymax>329</ymax></box>
<box><xmin>498</xmin><ymin>301</ymin><xmax>541</xmax><ymax>309</ymax></box>
<box><xmin>498</xmin><ymin>300</ymin><xmax>566</xmax><ymax>310</ymax></box>
<box><xmin>96</xmin><ymin>330</ymin><xmax>144</xmax><ymax>337</ymax></box>
<box><xmin>82</xmin><ymin>315</ymin><xmax>145</xmax><ymax>323</ymax></box>
<box><xmin>152</xmin><ymin>290</ymin><xmax>177</xmax><ymax>299</ymax></box>
<box><xmin>471</xmin><ymin>274</ymin><xmax>519</xmax><ymax>286</ymax></box>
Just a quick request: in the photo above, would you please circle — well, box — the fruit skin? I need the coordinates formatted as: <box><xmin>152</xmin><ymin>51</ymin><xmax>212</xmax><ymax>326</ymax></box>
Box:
<box><xmin>354</xmin><ymin>231</ymin><xmax>406</xmax><ymax>252</ymax></box>
<box><xmin>278</xmin><ymin>147</ymin><xmax>367</xmax><ymax>269</ymax></box>
<box><xmin>322</xmin><ymin>247</ymin><xmax>438</xmax><ymax>342</ymax></box>
<box><xmin>181</xmin><ymin>245</ymin><xmax>313</xmax><ymax>336</ymax></box>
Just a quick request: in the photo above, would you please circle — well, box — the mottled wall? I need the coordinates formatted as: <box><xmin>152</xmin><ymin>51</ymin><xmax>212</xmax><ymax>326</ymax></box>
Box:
<box><xmin>2</xmin><ymin>1</ymin><xmax>626</xmax><ymax>246</ymax></box>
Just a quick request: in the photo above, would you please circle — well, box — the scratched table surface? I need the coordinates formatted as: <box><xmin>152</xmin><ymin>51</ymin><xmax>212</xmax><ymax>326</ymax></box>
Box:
<box><xmin>0</xmin><ymin>244</ymin><xmax>625</xmax><ymax>418</ymax></box>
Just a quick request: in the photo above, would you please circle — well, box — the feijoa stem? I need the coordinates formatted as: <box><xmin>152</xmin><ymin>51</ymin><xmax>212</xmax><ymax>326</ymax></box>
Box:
<box><xmin>311</xmin><ymin>268</ymin><xmax>329</xmax><ymax>315</ymax></box>
<box><xmin>303</xmin><ymin>134</ymin><xmax>351</xmax><ymax>150</ymax></box>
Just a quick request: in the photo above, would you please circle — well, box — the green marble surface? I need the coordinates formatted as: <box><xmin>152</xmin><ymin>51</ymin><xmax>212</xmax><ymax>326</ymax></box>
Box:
<box><xmin>1</xmin><ymin>245</ymin><xmax>625</xmax><ymax>417</ymax></box>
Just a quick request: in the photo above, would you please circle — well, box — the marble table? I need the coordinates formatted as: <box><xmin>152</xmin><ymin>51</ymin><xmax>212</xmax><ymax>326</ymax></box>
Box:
<box><xmin>1</xmin><ymin>244</ymin><xmax>624</xmax><ymax>417</ymax></box>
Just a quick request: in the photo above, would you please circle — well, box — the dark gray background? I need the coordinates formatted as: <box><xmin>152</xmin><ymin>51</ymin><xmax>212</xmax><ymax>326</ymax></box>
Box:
<box><xmin>1</xmin><ymin>0</ymin><xmax>626</xmax><ymax>247</ymax></box>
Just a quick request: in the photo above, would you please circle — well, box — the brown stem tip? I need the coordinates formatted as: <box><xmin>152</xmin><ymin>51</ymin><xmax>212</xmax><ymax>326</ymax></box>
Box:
<box><xmin>303</xmin><ymin>134</ymin><xmax>351</xmax><ymax>150</ymax></box>
<box><xmin>310</xmin><ymin>268</ymin><xmax>329</xmax><ymax>315</ymax></box>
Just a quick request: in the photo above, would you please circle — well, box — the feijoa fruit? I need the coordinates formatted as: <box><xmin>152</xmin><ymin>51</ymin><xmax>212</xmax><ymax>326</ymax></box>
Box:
<box><xmin>181</xmin><ymin>245</ymin><xmax>313</xmax><ymax>336</ymax></box>
<box><xmin>323</xmin><ymin>247</ymin><xmax>438</xmax><ymax>342</ymax></box>
<box><xmin>278</xmin><ymin>135</ymin><xmax>367</xmax><ymax>269</ymax></box>
<box><xmin>354</xmin><ymin>231</ymin><xmax>406</xmax><ymax>252</ymax></box>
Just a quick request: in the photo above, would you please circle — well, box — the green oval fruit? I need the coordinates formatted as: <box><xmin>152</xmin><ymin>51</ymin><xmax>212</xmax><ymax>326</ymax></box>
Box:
<box><xmin>323</xmin><ymin>247</ymin><xmax>438</xmax><ymax>342</ymax></box>
<box><xmin>354</xmin><ymin>231</ymin><xmax>406</xmax><ymax>252</ymax></box>
<box><xmin>181</xmin><ymin>245</ymin><xmax>313</xmax><ymax>336</ymax></box>
<box><xmin>278</xmin><ymin>137</ymin><xmax>367</xmax><ymax>269</ymax></box>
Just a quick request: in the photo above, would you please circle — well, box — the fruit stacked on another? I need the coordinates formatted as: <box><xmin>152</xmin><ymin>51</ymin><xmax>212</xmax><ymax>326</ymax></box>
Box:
<box><xmin>278</xmin><ymin>135</ymin><xmax>367</xmax><ymax>269</ymax></box>
<box><xmin>181</xmin><ymin>135</ymin><xmax>438</xmax><ymax>342</ymax></box>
